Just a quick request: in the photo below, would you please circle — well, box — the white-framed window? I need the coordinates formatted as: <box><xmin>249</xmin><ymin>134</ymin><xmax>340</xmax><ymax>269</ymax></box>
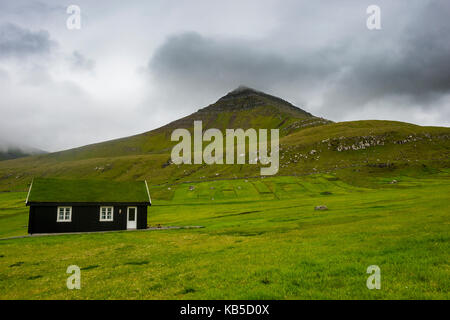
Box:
<box><xmin>57</xmin><ymin>206</ymin><xmax>72</xmax><ymax>222</ymax></box>
<box><xmin>100</xmin><ymin>206</ymin><xmax>114</xmax><ymax>221</ymax></box>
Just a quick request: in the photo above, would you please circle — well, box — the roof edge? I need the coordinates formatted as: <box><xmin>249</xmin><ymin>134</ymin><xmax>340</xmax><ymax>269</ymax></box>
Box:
<box><xmin>27</xmin><ymin>201</ymin><xmax>151</xmax><ymax>206</ymax></box>
<box><xmin>25</xmin><ymin>178</ymin><xmax>33</xmax><ymax>205</ymax></box>
<box><xmin>144</xmin><ymin>180</ymin><xmax>152</xmax><ymax>204</ymax></box>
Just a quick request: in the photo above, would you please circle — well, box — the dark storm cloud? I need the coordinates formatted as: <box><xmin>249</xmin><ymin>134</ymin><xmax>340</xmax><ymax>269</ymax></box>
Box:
<box><xmin>323</xmin><ymin>1</ymin><xmax>450</xmax><ymax>110</ymax></box>
<box><xmin>149</xmin><ymin>32</ymin><xmax>333</xmax><ymax>93</ymax></box>
<box><xmin>0</xmin><ymin>0</ymin><xmax>63</xmax><ymax>14</ymax></box>
<box><xmin>0</xmin><ymin>23</ymin><xmax>55</xmax><ymax>58</ymax></box>
<box><xmin>0</xmin><ymin>23</ymin><xmax>54</xmax><ymax>57</ymax></box>
<box><xmin>148</xmin><ymin>1</ymin><xmax>450</xmax><ymax>118</ymax></box>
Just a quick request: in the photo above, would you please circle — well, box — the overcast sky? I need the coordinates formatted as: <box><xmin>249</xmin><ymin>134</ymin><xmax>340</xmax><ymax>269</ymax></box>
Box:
<box><xmin>0</xmin><ymin>0</ymin><xmax>449</xmax><ymax>152</ymax></box>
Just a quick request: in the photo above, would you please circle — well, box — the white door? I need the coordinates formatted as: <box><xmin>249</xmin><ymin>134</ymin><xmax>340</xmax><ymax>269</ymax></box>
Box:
<box><xmin>127</xmin><ymin>207</ymin><xmax>137</xmax><ymax>229</ymax></box>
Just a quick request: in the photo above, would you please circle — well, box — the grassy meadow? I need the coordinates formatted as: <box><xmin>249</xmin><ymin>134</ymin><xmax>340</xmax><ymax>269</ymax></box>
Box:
<box><xmin>0</xmin><ymin>171</ymin><xmax>449</xmax><ymax>299</ymax></box>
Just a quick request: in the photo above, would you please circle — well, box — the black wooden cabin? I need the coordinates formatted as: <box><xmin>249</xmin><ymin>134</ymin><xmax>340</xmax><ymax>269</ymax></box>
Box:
<box><xmin>26</xmin><ymin>178</ymin><xmax>151</xmax><ymax>234</ymax></box>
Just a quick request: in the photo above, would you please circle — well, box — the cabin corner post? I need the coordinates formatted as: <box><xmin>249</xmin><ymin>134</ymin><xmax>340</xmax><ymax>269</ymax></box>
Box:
<box><xmin>27</xmin><ymin>206</ymin><xmax>34</xmax><ymax>235</ymax></box>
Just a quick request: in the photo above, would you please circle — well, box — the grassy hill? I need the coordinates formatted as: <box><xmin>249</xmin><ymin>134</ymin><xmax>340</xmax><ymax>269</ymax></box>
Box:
<box><xmin>0</xmin><ymin>87</ymin><xmax>448</xmax><ymax>192</ymax></box>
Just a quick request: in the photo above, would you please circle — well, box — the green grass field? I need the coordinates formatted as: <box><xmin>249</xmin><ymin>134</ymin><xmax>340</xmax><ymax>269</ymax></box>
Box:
<box><xmin>0</xmin><ymin>171</ymin><xmax>449</xmax><ymax>299</ymax></box>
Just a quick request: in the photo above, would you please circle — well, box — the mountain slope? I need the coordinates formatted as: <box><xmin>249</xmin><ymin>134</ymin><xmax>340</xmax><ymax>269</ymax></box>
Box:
<box><xmin>43</xmin><ymin>86</ymin><xmax>330</xmax><ymax>161</ymax></box>
<box><xmin>0</xmin><ymin>87</ymin><xmax>449</xmax><ymax>191</ymax></box>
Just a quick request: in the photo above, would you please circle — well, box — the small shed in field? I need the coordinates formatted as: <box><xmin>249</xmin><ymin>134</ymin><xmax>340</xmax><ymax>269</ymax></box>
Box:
<box><xmin>26</xmin><ymin>178</ymin><xmax>151</xmax><ymax>234</ymax></box>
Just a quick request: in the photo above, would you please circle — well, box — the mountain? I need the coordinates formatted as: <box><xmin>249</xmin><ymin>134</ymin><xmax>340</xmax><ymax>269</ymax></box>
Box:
<box><xmin>0</xmin><ymin>87</ymin><xmax>449</xmax><ymax>191</ymax></box>
<box><xmin>41</xmin><ymin>86</ymin><xmax>331</xmax><ymax>161</ymax></box>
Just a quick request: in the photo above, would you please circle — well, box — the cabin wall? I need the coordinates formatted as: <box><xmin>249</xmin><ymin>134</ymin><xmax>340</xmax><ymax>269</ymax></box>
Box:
<box><xmin>137</xmin><ymin>206</ymin><xmax>147</xmax><ymax>229</ymax></box>
<box><xmin>28</xmin><ymin>205</ymin><xmax>148</xmax><ymax>234</ymax></box>
<box><xmin>27</xmin><ymin>206</ymin><xmax>35</xmax><ymax>234</ymax></box>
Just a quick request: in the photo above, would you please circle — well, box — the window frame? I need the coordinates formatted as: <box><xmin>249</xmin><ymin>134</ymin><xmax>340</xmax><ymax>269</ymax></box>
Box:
<box><xmin>99</xmin><ymin>206</ymin><xmax>114</xmax><ymax>222</ymax></box>
<box><xmin>56</xmin><ymin>206</ymin><xmax>72</xmax><ymax>222</ymax></box>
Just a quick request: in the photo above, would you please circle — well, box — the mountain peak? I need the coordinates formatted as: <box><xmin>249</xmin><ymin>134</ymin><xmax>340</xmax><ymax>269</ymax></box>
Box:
<box><xmin>230</xmin><ymin>85</ymin><xmax>260</xmax><ymax>94</ymax></box>
<box><xmin>221</xmin><ymin>85</ymin><xmax>263</xmax><ymax>100</ymax></box>
<box><xmin>203</xmin><ymin>86</ymin><xmax>313</xmax><ymax>118</ymax></box>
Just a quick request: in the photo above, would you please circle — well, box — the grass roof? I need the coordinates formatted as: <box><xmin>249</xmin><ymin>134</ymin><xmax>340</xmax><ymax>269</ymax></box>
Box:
<box><xmin>27</xmin><ymin>178</ymin><xmax>150</xmax><ymax>204</ymax></box>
